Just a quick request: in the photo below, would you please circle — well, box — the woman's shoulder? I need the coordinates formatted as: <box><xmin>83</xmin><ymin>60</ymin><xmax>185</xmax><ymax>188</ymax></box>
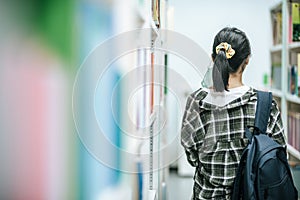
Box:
<box><xmin>188</xmin><ymin>88</ymin><xmax>209</xmax><ymax>101</ymax></box>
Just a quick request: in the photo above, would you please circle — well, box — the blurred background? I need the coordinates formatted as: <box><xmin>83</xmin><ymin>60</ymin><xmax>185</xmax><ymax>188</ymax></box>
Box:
<box><xmin>1</xmin><ymin>0</ymin><xmax>299</xmax><ymax>200</ymax></box>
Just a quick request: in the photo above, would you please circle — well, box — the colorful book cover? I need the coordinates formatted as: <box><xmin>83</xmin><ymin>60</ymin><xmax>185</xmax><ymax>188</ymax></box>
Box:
<box><xmin>289</xmin><ymin>3</ymin><xmax>293</xmax><ymax>43</ymax></box>
<box><xmin>292</xmin><ymin>113</ymin><xmax>297</xmax><ymax>147</ymax></box>
<box><xmin>298</xmin><ymin>54</ymin><xmax>300</xmax><ymax>78</ymax></box>
<box><xmin>152</xmin><ymin>0</ymin><xmax>160</xmax><ymax>27</ymax></box>
<box><xmin>288</xmin><ymin>114</ymin><xmax>293</xmax><ymax>145</ymax></box>
<box><xmin>272</xmin><ymin>12</ymin><xmax>277</xmax><ymax>45</ymax></box>
<box><xmin>292</xmin><ymin>3</ymin><xmax>300</xmax><ymax>41</ymax></box>
<box><xmin>296</xmin><ymin>113</ymin><xmax>300</xmax><ymax>151</ymax></box>
<box><xmin>288</xmin><ymin>66</ymin><xmax>291</xmax><ymax>93</ymax></box>
<box><xmin>289</xmin><ymin>15</ymin><xmax>293</xmax><ymax>43</ymax></box>
<box><xmin>292</xmin><ymin>113</ymin><xmax>296</xmax><ymax>148</ymax></box>
<box><xmin>276</xmin><ymin>12</ymin><xmax>282</xmax><ymax>44</ymax></box>
<box><xmin>290</xmin><ymin>65</ymin><xmax>298</xmax><ymax>95</ymax></box>
<box><xmin>293</xmin><ymin>113</ymin><xmax>300</xmax><ymax>150</ymax></box>
<box><xmin>292</xmin><ymin>3</ymin><xmax>300</xmax><ymax>23</ymax></box>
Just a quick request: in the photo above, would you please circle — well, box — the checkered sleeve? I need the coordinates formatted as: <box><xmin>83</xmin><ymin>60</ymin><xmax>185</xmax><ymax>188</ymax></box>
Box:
<box><xmin>267</xmin><ymin>98</ymin><xmax>286</xmax><ymax>147</ymax></box>
<box><xmin>181</xmin><ymin>94</ymin><xmax>204</xmax><ymax>167</ymax></box>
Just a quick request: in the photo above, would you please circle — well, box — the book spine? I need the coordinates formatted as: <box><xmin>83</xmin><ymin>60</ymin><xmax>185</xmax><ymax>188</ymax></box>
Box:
<box><xmin>292</xmin><ymin>3</ymin><xmax>300</xmax><ymax>41</ymax></box>
<box><xmin>297</xmin><ymin>54</ymin><xmax>300</xmax><ymax>97</ymax></box>
<box><xmin>289</xmin><ymin>3</ymin><xmax>293</xmax><ymax>43</ymax></box>
<box><xmin>293</xmin><ymin>113</ymin><xmax>296</xmax><ymax>148</ymax></box>
<box><xmin>288</xmin><ymin>113</ymin><xmax>292</xmax><ymax>146</ymax></box>
<box><xmin>296</xmin><ymin>113</ymin><xmax>300</xmax><ymax>151</ymax></box>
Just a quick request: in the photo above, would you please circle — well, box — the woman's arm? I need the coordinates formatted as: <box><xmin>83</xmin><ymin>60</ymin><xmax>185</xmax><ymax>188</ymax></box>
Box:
<box><xmin>267</xmin><ymin>98</ymin><xmax>286</xmax><ymax>147</ymax></box>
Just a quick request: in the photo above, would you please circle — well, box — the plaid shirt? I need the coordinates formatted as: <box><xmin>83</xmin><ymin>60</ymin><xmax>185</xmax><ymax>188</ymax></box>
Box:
<box><xmin>181</xmin><ymin>87</ymin><xmax>286</xmax><ymax>199</ymax></box>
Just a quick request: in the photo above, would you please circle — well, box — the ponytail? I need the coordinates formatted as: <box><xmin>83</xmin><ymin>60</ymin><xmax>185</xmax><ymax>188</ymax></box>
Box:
<box><xmin>212</xmin><ymin>50</ymin><xmax>230</xmax><ymax>92</ymax></box>
<box><xmin>211</xmin><ymin>27</ymin><xmax>251</xmax><ymax>92</ymax></box>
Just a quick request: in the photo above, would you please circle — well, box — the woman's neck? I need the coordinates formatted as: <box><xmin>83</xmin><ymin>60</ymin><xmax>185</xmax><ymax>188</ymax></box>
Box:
<box><xmin>228</xmin><ymin>73</ymin><xmax>243</xmax><ymax>89</ymax></box>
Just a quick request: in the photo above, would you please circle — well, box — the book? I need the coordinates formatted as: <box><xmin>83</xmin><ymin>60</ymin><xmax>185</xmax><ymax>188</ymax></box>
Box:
<box><xmin>292</xmin><ymin>3</ymin><xmax>300</xmax><ymax>42</ymax></box>
<box><xmin>271</xmin><ymin>10</ymin><xmax>282</xmax><ymax>45</ymax></box>
<box><xmin>276</xmin><ymin>11</ymin><xmax>282</xmax><ymax>44</ymax></box>
<box><xmin>289</xmin><ymin>14</ymin><xmax>293</xmax><ymax>43</ymax></box>
<box><xmin>271</xmin><ymin>65</ymin><xmax>282</xmax><ymax>90</ymax></box>
<box><xmin>288</xmin><ymin>112</ymin><xmax>300</xmax><ymax>152</ymax></box>
<box><xmin>289</xmin><ymin>65</ymin><xmax>298</xmax><ymax>95</ymax></box>
<box><xmin>152</xmin><ymin>0</ymin><xmax>160</xmax><ymax>27</ymax></box>
<box><xmin>292</xmin><ymin>113</ymin><xmax>296</xmax><ymax>148</ymax></box>
<box><xmin>288</xmin><ymin>114</ymin><xmax>293</xmax><ymax>146</ymax></box>
<box><xmin>296</xmin><ymin>114</ymin><xmax>300</xmax><ymax>151</ymax></box>
<box><xmin>298</xmin><ymin>53</ymin><xmax>300</xmax><ymax>97</ymax></box>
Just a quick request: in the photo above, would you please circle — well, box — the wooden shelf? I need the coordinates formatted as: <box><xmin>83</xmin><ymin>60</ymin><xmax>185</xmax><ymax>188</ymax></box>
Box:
<box><xmin>289</xmin><ymin>41</ymin><xmax>300</xmax><ymax>51</ymax></box>
<box><xmin>271</xmin><ymin>88</ymin><xmax>283</xmax><ymax>98</ymax></box>
<box><xmin>288</xmin><ymin>144</ymin><xmax>300</xmax><ymax>161</ymax></box>
<box><xmin>270</xmin><ymin>89</ymin><xmax>300</xmax><ymax>104</ymax></box>
<box><xmin>286</xmin><ymin>93</ymin><xmax>300</xmax><ymax>104</ymax></box>
<box><xmin>269</xmin><ymin>41</ymin><xmax>300</xmax><ymax>53</ymax></box>
<box><xmin>270</xmin><ymin>1</ymin><xmax>300</xmax><ymax>160</ymax></box>
<box><xmin>270</xmin><ymin>44</ymin><xmax>282</xmax><ymax>53</ymax></box>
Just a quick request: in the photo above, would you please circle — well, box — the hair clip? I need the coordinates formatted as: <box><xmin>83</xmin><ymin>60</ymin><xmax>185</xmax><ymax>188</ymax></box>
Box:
<box><xmin>216</xmin><ymin>42</ymin><xmax>235</xmax><ymax>59</ymax></box>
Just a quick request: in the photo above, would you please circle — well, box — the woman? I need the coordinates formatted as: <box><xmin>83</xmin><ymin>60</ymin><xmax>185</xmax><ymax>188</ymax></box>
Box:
<box><xmin>181</xmin><ymin>27</ymin><xmax>286</xmax><ymax>199</ymax></box>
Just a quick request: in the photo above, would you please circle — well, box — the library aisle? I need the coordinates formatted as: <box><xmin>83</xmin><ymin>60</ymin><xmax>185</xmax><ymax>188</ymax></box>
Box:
<box><xmin>0</xmin><ymin>0</ymin><xmax>299</xmax><ymax>200</ymax></box>
<box><xmin>167</xmin><ymin>171</ymin><xmax>193</xmax><ymax>200</ymax></box>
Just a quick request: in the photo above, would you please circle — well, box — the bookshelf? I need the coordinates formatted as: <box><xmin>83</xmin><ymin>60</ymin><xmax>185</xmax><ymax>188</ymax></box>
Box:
<box><xmin>288</xmin><ymin>144</ymin><xmax>300</xmax><ymax>161</ymax></box>
<box><xmin>270</xmin><ymin>44</ymin><xmax>283</xmax><ymax>52</ymax></box>
<box><xmin>132</xmin><ymin>0</ymin><xmax>172</xmax><ymax>199</ymax></box>
<box><xmin>270</xmin><ymin>0</ymin><xmax>300</xmax><ymax>161</ymax></box>
<box><xmin>287</xmin><ymin>92</ymin><xmax>300</xmax><ymax>104</ymax></box>
<box><xmin>271</xmin><ymin>88</ymin><xmax>284</xmax><ymax>97</ymax></box>
<box><xmin>289</xmin><ymin>41</ymin><xmax>300</xmax><ymax>49</ymax></box>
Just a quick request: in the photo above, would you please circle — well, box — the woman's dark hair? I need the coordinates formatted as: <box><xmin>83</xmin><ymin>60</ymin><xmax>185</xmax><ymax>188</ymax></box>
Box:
<box><xmin>212</xmin><ymin>27</ymin><xmax>251</xmax><ymax>92</ymax></box>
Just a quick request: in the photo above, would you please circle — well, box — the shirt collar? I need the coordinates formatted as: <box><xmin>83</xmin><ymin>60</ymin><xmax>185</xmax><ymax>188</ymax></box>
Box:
<box><xmin>196</xmin><ymin>87</ymin><xmax>257</xmax><ymax>111</ymax></box>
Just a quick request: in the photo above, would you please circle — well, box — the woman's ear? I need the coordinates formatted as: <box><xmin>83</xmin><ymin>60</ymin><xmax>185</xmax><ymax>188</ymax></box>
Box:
<box><xmin>245</xmin><ymin>56</ymin><xmax>250</xmax><ymax>65</ymax></box>
<box><xmin>239</xmin><ymin>56</ymin><xmax>250</xmax><ymax>73</ymax></box>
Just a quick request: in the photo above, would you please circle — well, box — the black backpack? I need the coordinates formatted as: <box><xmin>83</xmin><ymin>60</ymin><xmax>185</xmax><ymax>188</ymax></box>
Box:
<box><xmin>231</xmin><ymin>91</ymin><xmax>298</xmax><ymax>200</ymax></box>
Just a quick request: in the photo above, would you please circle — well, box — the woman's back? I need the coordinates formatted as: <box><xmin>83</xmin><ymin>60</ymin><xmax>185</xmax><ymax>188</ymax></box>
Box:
<box><xmin>181</xmin><ymin>27</ymin><xmax>286</xmax><ymax>199</ymax></box>
<box><xmin>181</xmin><ymin>87</ymin><xmax>285</xmax><ymax>199</ymax></box>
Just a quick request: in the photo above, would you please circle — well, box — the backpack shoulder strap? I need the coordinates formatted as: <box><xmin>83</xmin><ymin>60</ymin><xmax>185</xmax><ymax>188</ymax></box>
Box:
<box><xmin>255</xmin><ymin>91</ymin><xmax>273</xmax><ymax>133</ymax></box>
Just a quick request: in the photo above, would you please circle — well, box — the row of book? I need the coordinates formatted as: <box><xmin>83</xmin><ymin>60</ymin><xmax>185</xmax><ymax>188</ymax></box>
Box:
<box><xmin>272</xmin><ymin>2</ymin><xmax>300</xmax><ymax>45</ymax></box>
<box><xmin>271</xmin><ymin>64</ymin><xmax>282</xmax><ymax>90</ymax></box>
<box><xmin>288</xmin><ymin>111</ymin><xmax>300</xmax><ymax>152</ymax></box>
<box><xmin>288</xmin><ymin>65</ymin><xmax>299</xmax><ymax>95</ymax></box>
<box><xmin>271</xmin><ymin>64</ymin><xmax>300</xmax><ymax>97</ymax></box>
<box><xmin>272</xmin><ymin>8</ymin><xmax>282</xmax><ymax>45</ymax></box>
<box><xmin>271</xmin><ymin>53</ymin><xmax>300</xmax><ymax>97</ymax></box>
<box><xmin>290</xmin><ymin>53</ymin><xmax>300</xmax><ymax>96</ymax></box>
<box><xmin>289</xmin><ymin>3</ymin><xmax>300</xmax><ymax>43</ymax></box>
